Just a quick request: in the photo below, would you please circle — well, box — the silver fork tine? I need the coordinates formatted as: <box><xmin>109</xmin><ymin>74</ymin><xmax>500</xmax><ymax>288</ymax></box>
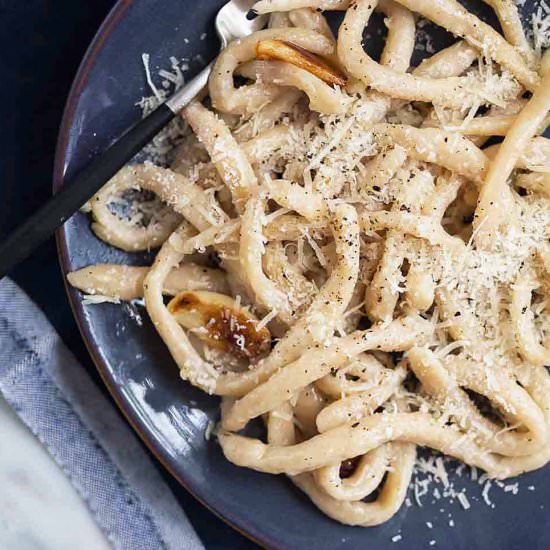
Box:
<box><xmin>216</xmin><ymin>0</ymin><xmax>268</xmax><ymax>47</ymax></box>
<box><xmin>166</xmin><ymin>0</ymin><xmax>267</xmax><ymax>112</ymax></box>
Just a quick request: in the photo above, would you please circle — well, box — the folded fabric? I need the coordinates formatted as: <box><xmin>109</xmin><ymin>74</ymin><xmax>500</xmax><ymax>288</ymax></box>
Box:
<box><xmin>0</xmin><ymin>278</ymin><xmax>204</xmax><ymax>550</ymax></box>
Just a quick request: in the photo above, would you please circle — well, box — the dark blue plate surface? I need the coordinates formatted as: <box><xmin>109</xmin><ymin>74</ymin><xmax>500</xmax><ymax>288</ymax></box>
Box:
<box><xmin>55</xmin><ymin>1</ymin><xmax>550</xmax><ymax>548</ymax></box>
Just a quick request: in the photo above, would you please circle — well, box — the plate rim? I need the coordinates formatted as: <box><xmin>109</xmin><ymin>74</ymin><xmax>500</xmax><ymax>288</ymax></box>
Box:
<box><xmin>52</xmin><ymin>2</ymin><xmax>277</xmax><ymax>548</ymax></box>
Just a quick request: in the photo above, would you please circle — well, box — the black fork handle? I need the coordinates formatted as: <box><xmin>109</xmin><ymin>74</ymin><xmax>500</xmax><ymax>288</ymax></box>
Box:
<box><xmin>0</xmin><ymin>104</ymin><xmax>175</xmax><ymax>279</ymax></box>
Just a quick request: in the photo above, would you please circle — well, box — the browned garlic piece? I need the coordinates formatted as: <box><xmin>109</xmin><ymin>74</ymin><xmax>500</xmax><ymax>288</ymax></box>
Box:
<box><xmin>256</xmin><ymin>39</ymin><xmax>347</xmax><ymax>87</ymax></box>
<box><xmin>167</xmin><ymin>291</ymin><xmax>271</xmax><ymax>360</ymax></box>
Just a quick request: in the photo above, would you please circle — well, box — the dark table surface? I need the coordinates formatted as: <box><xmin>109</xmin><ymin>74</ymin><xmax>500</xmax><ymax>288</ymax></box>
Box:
<box><xmin>0</xmin><ymin>2</ymin><xmax>257</xmax><ymax>548</ymax></box>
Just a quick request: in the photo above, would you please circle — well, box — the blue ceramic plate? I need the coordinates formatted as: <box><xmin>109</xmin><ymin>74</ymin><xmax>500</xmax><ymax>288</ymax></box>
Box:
<box><xmin>55</xmin><ymin>1</ymin><xmax>550</xmax><ymax>548</ymax></box>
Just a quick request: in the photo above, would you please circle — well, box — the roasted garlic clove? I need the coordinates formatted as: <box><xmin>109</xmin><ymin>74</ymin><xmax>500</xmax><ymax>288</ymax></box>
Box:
<box><xmin>256</xmin><ymin>39</ymin><xmax>347</xmax><ymax>87</ymax></box>
<box><xmin>167</xmin><ymin>291</ymin><xmax>271</xmax><ymax>360</ymax></box>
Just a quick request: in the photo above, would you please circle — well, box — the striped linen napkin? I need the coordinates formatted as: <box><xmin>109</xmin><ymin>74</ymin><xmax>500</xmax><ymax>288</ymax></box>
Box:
<box><xmin>0</xmin><ymin>278</ymin><xmax>204</xmax><ymax>550</ymax></box>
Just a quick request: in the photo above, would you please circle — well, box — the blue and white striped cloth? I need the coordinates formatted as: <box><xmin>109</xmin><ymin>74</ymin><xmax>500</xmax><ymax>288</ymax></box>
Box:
<box><xmin>0</xmin><ymin>278</ymin><xmax>204</xmax><ymax>550</ymax></box>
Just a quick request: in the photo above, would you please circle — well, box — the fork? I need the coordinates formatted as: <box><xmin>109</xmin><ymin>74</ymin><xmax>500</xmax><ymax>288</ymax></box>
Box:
<box><xmin>0</xmin><ymin>0</ymin><xmax>267</xmax><ymax>279</ymax></box>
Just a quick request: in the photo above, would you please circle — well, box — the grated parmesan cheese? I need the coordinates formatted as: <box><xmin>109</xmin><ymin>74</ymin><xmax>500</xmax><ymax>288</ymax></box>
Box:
<box><xmin>457</xmin><ymin>492</ymin><xmax>471</xmax><ymax>510</ymax></box>
<box><xmin>482</xmin><ymin>480</ymin><xmax>494</xmax><ymax>508</ymax></box>
<box><xmin>204</xmin><ymin>420</ymin><xmax>215</xmax><ymax>440</ymax></box>
<box><xmin>255</xmin><ymin>309</ymin><xmax>279</xmax><ymax>332</ymax></box>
